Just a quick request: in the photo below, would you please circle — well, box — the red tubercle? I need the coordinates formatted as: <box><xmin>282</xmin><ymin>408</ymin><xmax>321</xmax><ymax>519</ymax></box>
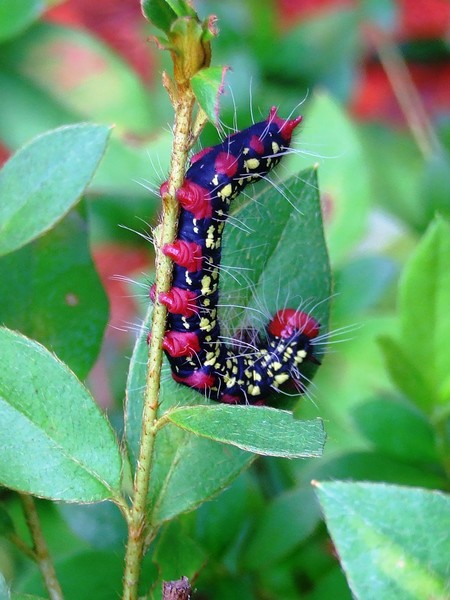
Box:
<box><xmin>163</xmin><ymin>331</ymin><xmax>201</xmax><ymax>358</ymax></box>
<box><xmin>268</xmin><ymin>309</ymin><xmax>320</xmax><ymax>339</ymax></box>
<box><xmin>159</xmin><ymin>287</ymin><xmax>198</xmax><ymax>317</ymax></box>
<box><xmin>249</xmin><ymin>135</ymin><xmax>265</xmax><ymax>155</ymax></box>
<box><xmin>176</xmin><ymin>180</ymin><xmax>212</xmax><ymax>219</ymax></box>
<box><xmin>190</xmin><ymin>146</ymin><xmax>214</xmax><ymax>165</ymax></box>
<box><xmin>214</xmin><ymin>152</ymin><xmax>239</xmax><ymax>177</ymax></box>
<box><xmin>267</xmin><ymin>106</ymin><xmax>302</xmax><ymax>141</ymax></box>
<box><xmin>172</xmin><ymin>369</ymin><xmax>216</xmax><ymax>390</ymax></box>
<box><xmin>163</xmin><ymin>240</ymin><xmax>203</xmax><ymax>271</ymax></box>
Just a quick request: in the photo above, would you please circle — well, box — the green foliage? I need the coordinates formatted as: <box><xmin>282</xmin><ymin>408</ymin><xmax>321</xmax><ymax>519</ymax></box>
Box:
<box><xmin>166</xmin><ymin>406</ymin><xmax>325</xmax><ymax>458</ymax></box>
<box><xmin>0</xmin><ymin>1</ymin><xmax>449</xmax><ymax>599</ymax></box>
<box><xmin>0</xmin><ymin>328</ymin><xmax>124</xmax><ymax>502</ymax></box>
<box><xmin>380</xmin><ymin>217</ymin><xmax>450</xmax><ymax>414</ymax></box>
<box><xmin>315</xmin><ymin>481</ymin><xmax>450</xmax><ymax>600</ymax></box>
<box><xmin>0</xmin><ymin>124</ymin><xmax>110</xmax><ymax>256</ymax></box>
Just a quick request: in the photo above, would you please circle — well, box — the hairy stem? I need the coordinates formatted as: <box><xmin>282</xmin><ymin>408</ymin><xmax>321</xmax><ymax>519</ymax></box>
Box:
<box><xmin>20</xmin><ymin>494</ymin><xmax>64</xmax><ymax>600</ymax></box>
<box><xmin>122</xmin><ymin>88</ymin><xmax>196</xmax><ymax>600</ymax></box>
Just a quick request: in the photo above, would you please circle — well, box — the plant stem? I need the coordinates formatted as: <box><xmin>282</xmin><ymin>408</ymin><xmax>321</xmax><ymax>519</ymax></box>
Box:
<box><xmin>122</xmin><ymin>88</ymin><xmax>196</xmax><ymax>600</ymax></box>
<box><xmin>369</xmin><ymin>27</ymin><xmax>441</xmax><ymax>159</ymax></box>
<box><xmin>20</xmin><ymin>494</ymin><xmax>64</xmax><ymax>600</ymax></box>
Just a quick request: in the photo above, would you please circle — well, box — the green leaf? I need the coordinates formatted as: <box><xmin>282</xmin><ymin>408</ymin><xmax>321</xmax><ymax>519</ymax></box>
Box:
<box><xmin>141</xmin><ymin>0</ymin><xmax>178</xmax><ymax>32</ymax></box>
<box><xmin>0</xmin><ymin>206</ymin><xmax>108</xmax><ymax>379</ymax></box>
<box><xmin>222</xmin><ymin>167</ymin><xmax>331</xmax><ymax>338</ymax></box>
<box><xmin>167</xmin><ymin>406</ymin><xmax>325</xmax><ymax>458</ymax></box>
<box><xmin>191</xmin><ymin>66</ymin><xmax>229</xmax><ymax>126</ymax></box>
<box><xmin>0</xmin><ymin>124</ymin><xmax>110</xmax><ymax>257</ymax></box>
<box><xmin>243</xmin><ymin>487</ymin><xmax>321</xmax><ymax>569</ymax></box>
<box><xmin>0</xmin><ymin>0</ymin><xmax>44</xmax><ymax>43</ymax></box>
<box><xmin>315</xmin><ymin>481</ymin><xmax>450</xmax><ymax>600</ymax></box>
<box><xmin>0</xmin><ymin>328</ymin><xmax>123</xmax><ymax>501</ymax></box>
<box><xmin>381</xmin><ymin>217</ymin><xmax>450</xmax><ymax>413</ymax></box>
<box><xmin>352</xmin><ymin>397</ymin><xmax>439</xmax><ymax>464</ymax></box>
<box><xmin>297</xmin><ymin>92</ymin><xmax>371</xmax><ymax>264</ymax></box>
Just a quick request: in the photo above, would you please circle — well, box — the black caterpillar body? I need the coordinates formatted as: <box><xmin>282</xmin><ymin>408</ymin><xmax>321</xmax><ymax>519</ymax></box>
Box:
<box><xmin>157</xmin><ymin>107</ymin><xmax>320</xmax><ymax>404</ymax></box>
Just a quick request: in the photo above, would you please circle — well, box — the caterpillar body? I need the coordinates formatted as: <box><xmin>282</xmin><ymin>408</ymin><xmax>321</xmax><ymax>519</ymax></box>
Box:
<box><xmin>157</xmin><ymin>107</ymin><xmax>320</xmax><ymax>404</ymax></box>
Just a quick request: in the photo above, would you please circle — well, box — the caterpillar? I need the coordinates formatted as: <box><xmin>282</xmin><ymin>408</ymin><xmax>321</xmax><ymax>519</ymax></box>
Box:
<box><xmin>156</xmin><ymin>107</ymin><xmax>320</xmax><ymax>405</ymax></box>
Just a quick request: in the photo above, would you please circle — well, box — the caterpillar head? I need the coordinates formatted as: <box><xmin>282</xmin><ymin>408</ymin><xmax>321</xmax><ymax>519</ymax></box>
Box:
<box><xmin>267</xmin><ymin>107</ymin><xmax>303</xmax><ymax>143</ymax></box>
<box><xmin>268</xmin><ymin>309</ymin><xmax>320</xmax><ymax>340</ymax></box>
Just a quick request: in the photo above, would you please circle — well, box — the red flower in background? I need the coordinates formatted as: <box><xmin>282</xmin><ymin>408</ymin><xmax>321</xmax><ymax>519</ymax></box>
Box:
<box><xmin>45</xmin><ymin>0</ymin><xmax>154</xmax><ymax>81</ymax></box>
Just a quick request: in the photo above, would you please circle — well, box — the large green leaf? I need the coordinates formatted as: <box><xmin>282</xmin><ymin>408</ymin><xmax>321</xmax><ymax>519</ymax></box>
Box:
<box><xmin>380</xmin><ymin>217</ymin><xmax>450</xmax><ymax>415</ymax></box>
<box><xmin>0</xmin><ymin>206</ymin><xmax>108</xmax><ymax>379</ymax></box>
<box><xmin>0</xmin><ymin>124</ymin><xmax>110</xmax><ymax>256</ymax></box>
<box><xmin>315</xmin><ymin>481</ymin><xmax>450</xmax><ymax>600</ymax></box>
<box><xmin>0</xmin><ymin>328</ymin><xmax>123</xmax><ymax>501</ymax></box>
<box><xmin>166</xmin><ymin>405</ymin><xmax>325</xmax><ymax>458</ymax></box>
<box><xmin>126</xmin><ymin>168</ymin><xmax>330</xmax><ymax>523</ymax></box>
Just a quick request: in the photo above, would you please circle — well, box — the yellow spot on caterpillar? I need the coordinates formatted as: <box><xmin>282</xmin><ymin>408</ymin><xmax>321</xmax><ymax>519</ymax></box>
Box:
<box><xmin>219</xmin><ymin>183</ymin><xmax>233</xmax><ymax>198</ymax></box>
<box><xmin>245</xmin><ymin>158</ymin><xmax>260</xmax><ymax>171</ymax></box>
<box><xmin>248</xmin><ymin>384</ymin><xmax>261</xmax><ymax>396</ymax></box>
<box><xmin>201</xmin><ymin>275</ymin><xmax>212</xmax><ymax>295</ymax></box>
<box><xmin>294</xmin><ymin>349</ymin><xmax>307</xmax><ymax>364</ymax></box>
<box><xmin>253</xmin><ymin>372</ymin><xmax>262</xmax><ymax>382</ymax></box>
<box><xmin>226</xmin><ymin>377</ymin><xmax>236</xmax><ymax>388</ymax></box>
<box><xmin>232</xmin><ymin>365</ymin><xmax>238</xmax><ymax>375</ymax></box>
<box><xmin>204</xmin><ymin>351</ymin><xmax>216</xmax><ymax>366</ymax></box>
<box><xmin>182</xmin><ymin>317</ymin><xmax>190</xmax><ymax>330</ymax></box>
<box><xmin>211</xmin><ymin>269</ymin><xmax>219</xmax><ymax>280</ymax></box>
<box><xmin>226</xmin><ymin>359</ymin><xmax>232</xmax><ymax>370</ymax></box>
<box><xmin>204</xmin><ymin>298</ymin><xmax>210</xmax><ymax>306</ymax></box>
<box><xmin>238</xmin><ymin>178</ymin><xmax>245</xmax><ymax>186</ymax></box>
<box><xmin>272</xmin><ymin>361</ymin><xmax>282</xmax><ymax>371</ymax></box>
<box><xmin>185</xmin><ymin>272</ymin><xmax>192</xmax><ymax>285</ymax></box>
<box><xmin>274</xmin><ymin>373</ymin><xmax>290</xmax><ymax>385</ymax></box>
<box><xmin>212</xmin><ymin>174</ymin><xmax>219</xmax><ymax>186</ymax></box>
<box><xmin>243</xmin><ymin>147</ymin><xmax>250</xmax><ymax>155</ymax></box>
<box><xmin>272</xmin><ymin>141</ymin><xmax>280</xmax><ymax>154</ymax></box>
<box><xmin>205</xmin><ymin>335</ymin><xmax>212</xmax><ymax>341</ymax></box>
<box><xmin>200</xmin><ymin>317</ymin><xmax>211</xmax><ymax>331</ymax></box>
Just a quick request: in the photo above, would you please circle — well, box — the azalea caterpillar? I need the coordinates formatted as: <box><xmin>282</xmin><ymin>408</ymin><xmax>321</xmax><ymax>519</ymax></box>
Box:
<box><xmin>156</xmin><ymin>107</ymin><xmax>320</xmax><ymax>404</ymax></box>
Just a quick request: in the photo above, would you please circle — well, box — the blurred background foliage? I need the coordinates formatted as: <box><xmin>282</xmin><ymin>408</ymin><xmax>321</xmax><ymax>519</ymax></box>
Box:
<box><xmin>0</xmin><ymin>0</ymin><xmax>449</xmax><ymax>598</ymax></box>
